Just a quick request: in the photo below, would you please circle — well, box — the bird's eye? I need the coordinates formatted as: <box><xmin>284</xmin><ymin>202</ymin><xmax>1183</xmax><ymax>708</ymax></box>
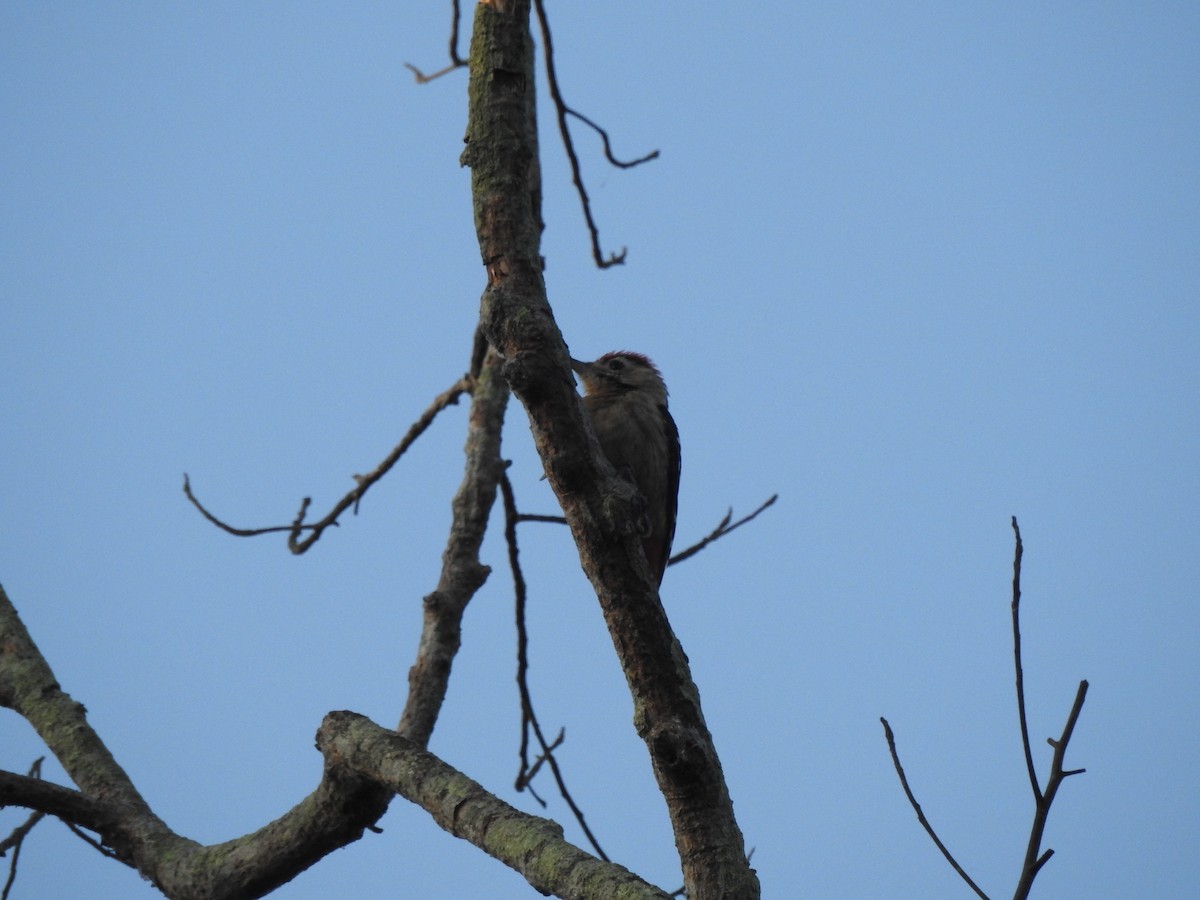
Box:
<box><xmin>607</xmin><ymin>359</ymin><xmax>625</xmax><ymax>371</ymax></box>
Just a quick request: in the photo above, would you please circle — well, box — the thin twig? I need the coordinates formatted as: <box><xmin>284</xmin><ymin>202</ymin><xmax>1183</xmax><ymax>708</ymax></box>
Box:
<box><xmin>502</xmin><ymin>468</ymin><xmax>535</xmax><ymax>785</ymax></box>
<box><xmin>500</xmin><ymin>470</ymin><xmax>609</xmax><ymax>861</ymax></box>
<box><xmin>520</xmin><ymin>728</ymin><xmax>566</xmax><ymax>791</ymax></box>
<box><xmin>1011</xmin><ymin>517</ymin><xmax>1041</xmax><ymax>803</ymax></box>
<box><xmin>403</xmin><ymin>60</ymin><xmax>466</xmax><ymax>84</ymax></box>
<box><xmin>515</xmin><ymin>512</ymin><xmax>568</xmax><ymax>525</ymax></box>
<box><xmin>1</xmin><ymin>758</ymin><xmax>45</xmax><ymax>900</ymax></box>
<box><xmin>61</xmin><ymin>821</ymin><xmax>120</xmax><ymax>860</ymax></box>
<box><xmin>881</xmin><ymin>718</ymin><xmax>991</xmax><ymax>900</ymax></box>
<box><xmin>403</xmin><ymin>0</ymin><xmax>467</xmax><ymax>83</ymax></box>
<box><xmin>183</xmin><ymin>376</ymin><xmax>471</xmax><ymax>553</ymax></box>
<box><xmin>565</xmin><ymin>108</ymin><xmax>660</xmax><ymax>169</ymax></box>
<box><xmin>511</xmin><ymin>495</ymin><xmax>778</xmax><ymax>568</ymax></box>
<box><xmin>182</xmin><ymin>476</ymin><xmax>317</xmax><ymax>538</ymax></box>
<box><xmin>0</xmin><ymin>818</ymin><xmax>31</xmax><ymax>900</ymax></box>
<box><xmin>0</xmin><ymin>810</ymin><xmax>43</xmax><ymax>859</ymax></box>
<box><xmin>668</xmin><ymin>494</ymin><xmax>778</xmax><ymax>567</ymax></box>
<box><xmin>533</xmin><ymin>0</ymin><xmax>648</xmax><ymax>267</ymax></box>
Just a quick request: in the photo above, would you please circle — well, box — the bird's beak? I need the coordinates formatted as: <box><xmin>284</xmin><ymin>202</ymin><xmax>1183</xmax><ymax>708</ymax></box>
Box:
<box><xmin>569</xmin><ymin>357</ymin><xmax>592</xmax><ymax>376</ymax></box>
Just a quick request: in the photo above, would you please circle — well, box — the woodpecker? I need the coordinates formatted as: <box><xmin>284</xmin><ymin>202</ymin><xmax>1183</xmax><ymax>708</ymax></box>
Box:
<box><xmin>570</xmin><ymin>351</ymin><xmax>681</xmax><ymax>585</ymax></box>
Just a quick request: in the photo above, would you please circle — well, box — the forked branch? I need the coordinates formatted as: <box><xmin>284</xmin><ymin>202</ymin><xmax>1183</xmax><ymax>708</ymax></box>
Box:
<box><xmin>1010</xmin><ymin>519</ymin><xmax>1089</xmax><ymax>900</ymax></box>
<box><xmin>883</xmin><ymin>519</ymin><xmax>1088</xmax><ymax>900</ymax></box>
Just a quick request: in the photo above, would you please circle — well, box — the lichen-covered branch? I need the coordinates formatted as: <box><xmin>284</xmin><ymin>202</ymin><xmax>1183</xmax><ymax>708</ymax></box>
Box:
<box><xmin>319</xmin><ymin>711</ymin><xmax>670</xmax><ymax>900</ymax></box>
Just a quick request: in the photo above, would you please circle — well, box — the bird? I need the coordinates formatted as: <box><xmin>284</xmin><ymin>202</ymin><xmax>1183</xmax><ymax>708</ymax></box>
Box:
<box><xmin>570</xmin><ymin>351</ymin><xmax>680</xmax><ymax>585</ymax></box>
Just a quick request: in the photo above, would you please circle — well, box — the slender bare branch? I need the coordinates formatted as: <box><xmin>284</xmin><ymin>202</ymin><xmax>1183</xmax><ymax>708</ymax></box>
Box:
<box><xmin>1010</xmin><ymin>517</ymin><xmax>1041</xmax><ymax>802</ymax></box>
<box><xmin>515</xmin><ymin>512</ymin><xmax>569</xmax><ymax>524</ymax></box>
<box><xmin>403</xmin><ymin>0</ymin><xmax>468</xmax><ymax>83</ymax></box>
<box><xmin>565</xmin><ymin>108</ymin><xmax>660</xmax><ymax>169</ymax></box>
<box><xmin>517</xmin><ymin>728</ymin><xmax>565</xmax><ymax>796</ymax></box>
<box><xmin>668</xmin><ymin>494</ymin><xmax>778</xmax><ymax>567</ymax></box>
<box><xmin>509</xmin><ymin>494</ymin><xmax>779</xmax><ymax>570</ymax></box>
<box><xmin>403</xmin><ymin>60</ymin><xmax>466</xmax><ymax>84</ymax></box>
<box><xmin>533</xmin><ymin>0</ymin><xmax>643</xmax><ymax>267</ymax></box>
<box><xmin>1009</xmin><ymin>516</ymin><xmax>1089</xmax><ymax>900</ymax></box>
<box><xmin>881</xmin><ymin>718</ymin><xmax>991</xmax><ymax>900</ymax></box>
<box><xmin>181</xmin><ymin>474</ymin><xmax>318</xmax><ymax>538</ymax></box>
<box><xmin>182</xmin><ymin>376</ymin><xmax>471</xmax><ymax>553</ymax></box>
<box><xmin>882</xmin><ymin>521</ymin><xmax>1088</xmax><ymax>899</ymax></box>
<box><xmin>500</xmin><ymin>471</ymin><xmax>610</xmax><ymax>861</ymax></box>
<box><xmin>0</xmin><ymin>759</ymin><xmax>47</xmax><ymax>900</ymax></box>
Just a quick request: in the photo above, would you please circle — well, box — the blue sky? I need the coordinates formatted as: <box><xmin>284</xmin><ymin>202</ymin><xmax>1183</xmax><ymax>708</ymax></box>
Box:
<box><xmin>2</xmin><ymin>4</ymin><xmax>1198</xmax><ymax>898</ymax></box>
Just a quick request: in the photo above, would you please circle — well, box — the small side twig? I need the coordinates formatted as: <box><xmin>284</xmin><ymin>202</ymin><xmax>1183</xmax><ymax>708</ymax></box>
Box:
<box><xmin>881</xmin><ymin>718</ymin><xmax>991</xmax><ymax>900</ymax></box>
<box><xmin>403</xmin><ymin>0</ymin><xmax>467</xmax><ymax>83</ymax></box>
<box><xmin>183</xmin><ymin>375</ymin><xmax>471</xmax><ymax>554</ymax></box>
<box><xmin>511</xmin><ymin>494</ymin><xmax>778</xmax><ymax>570</ymax></box>
<box><xmin>500</xmin><ymin>470</ymin><xmax>609</xmax><ymax>861</ymax></box>
<box><xmin>515</xmin><ymin>512</ymin><xmax>569</xmax><ymax>525</ymax></box>
<box><xmin>565</xmin><ymin>108</ymin><xmax>660</xmax><ymax>169</ymax></box>
<box><xmin>668</xmin><ymin>494</ymin><xmax>778</xmax><ymax>567</ymax></box>
<box><xmin>61</xmin><ymin>821</ymin><xmax>120</xmax><ymax>860</ymax></box>
<box><xmin>1</xmin><ymin>759</ymin><xmax>48</xmax><ymax>900</ymax></box>
<box><xmin>533</xmin><ymin>0</ymin><xmax>659</xmax><ymax>267</ymax></box>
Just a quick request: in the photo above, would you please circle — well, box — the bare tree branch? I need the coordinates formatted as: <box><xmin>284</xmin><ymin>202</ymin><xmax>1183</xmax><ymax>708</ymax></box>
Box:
<box><xmin>880</xmin><ymin>718</ymin><xmax>990</xmax><ymax>899</ymax></box>
<box><xmin>500</xmin><ymin>470</ymin><xmax>610</xmax><ymax>861</ymax></box>
<box><xmin>533</xmin><ymin>0</ymin><xmax>662</xmax><ymax>267</ymax></box>
<box><xmin>0</xmin><ymin>759</ymin><xmax>46</xmax><ymax>900</ymax></box>
<box><xmin>0</xmin><ymin>771</ymin><xmax>110</xmax><ymax>840</ymax></box>
<box><xmin>509</xmin><ymin>494</ymin><xmax>780</xmax><ymax>571</ymax></box>
<box><xmin>565</xmin><ymin>107</ymin><xmax>660</xmax><ymax>169</ymax></box>
<box><xmin>1011</xmin><ymin>521</ymin><xmax>1089</xmax><ymax>900</ymax></box>
<box><xmin>182</xmin><ymin>376</ymin><xmax>471</xmax><ymax>553</ymax></box>
<box><xmin>403</xmin><ymin>0</ymin><xmax>468</xmax><ymax>82</ymax></box>
<box><xmin>0</xmin><ymin>582</ymin><xmax>392</xmax><ymax>898</ymax></box>
<box><xmin>882</xmin><ymin>520</ymin><xmax>1088</xmax><ymax>900</ymax></box>
<box><xmin>668</xmin><ymin>494</ymin><xmax>778</xmax><ymax>567</ymax></box>
<box><xmin>1010</xmin><ymin>517</ymin><xmax>1041</xmax><ymax>803</ymax></box>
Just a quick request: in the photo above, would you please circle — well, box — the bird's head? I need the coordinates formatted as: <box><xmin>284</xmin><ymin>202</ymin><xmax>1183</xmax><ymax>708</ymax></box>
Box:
<box><xmin>570</xmin><ymin>351</ymin><xmax>669</xmax><ymax>405</ymax></box>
